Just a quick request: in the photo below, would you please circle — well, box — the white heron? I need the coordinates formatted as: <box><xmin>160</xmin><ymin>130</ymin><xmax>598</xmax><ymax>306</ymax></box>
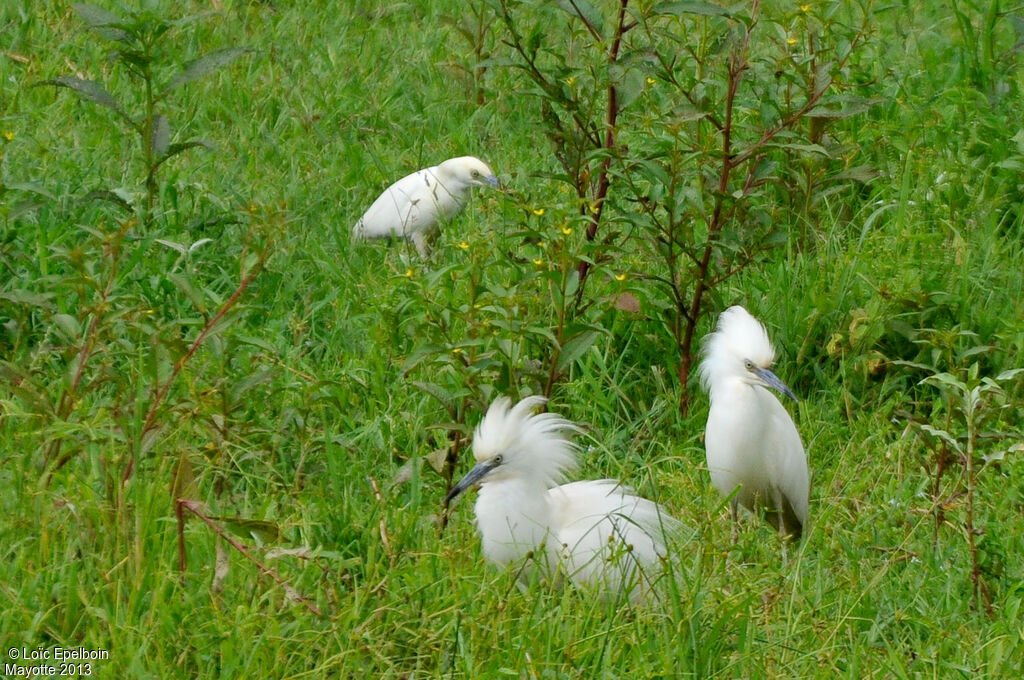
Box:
<box><xmin>698</xmin><ymin>305</ymin><xmax>809</xmax><ymax>540</ymax></box>
<box><xmin>352</xmin><ymin>156</ymin><xmax>499</xmax><ymax>257</ymax></box>
<box><xmin>445</xmin><ymin>396</ymin><xmax>683</xmax><ymax>603</ymax></box>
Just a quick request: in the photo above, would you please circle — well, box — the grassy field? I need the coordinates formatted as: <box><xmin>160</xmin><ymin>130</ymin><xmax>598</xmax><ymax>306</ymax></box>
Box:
<box><xmin>2</xmin><ymin>0</ymin><xmax>1023</xmax><ymax>677</ymax></box>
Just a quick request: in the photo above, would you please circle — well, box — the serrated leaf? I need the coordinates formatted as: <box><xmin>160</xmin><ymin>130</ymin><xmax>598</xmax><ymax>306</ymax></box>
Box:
<box><xmin>652</xmin><ymin>1</ymin><xmax>732</xmax><ymax>17</ymax></box>
<box><xmin>163</xmin><ymin>47</ymin><xmax>252</xmax><ymax>95</ymax></box>
<box><xmin>46</xmin><ymin>76</ymin><xmax>131</xmax><ymax>124</ymax></box>
<box><xmin>150</xmin><ymin>114</ymin><xmax>169</xmax><ymax>157</ymax></box>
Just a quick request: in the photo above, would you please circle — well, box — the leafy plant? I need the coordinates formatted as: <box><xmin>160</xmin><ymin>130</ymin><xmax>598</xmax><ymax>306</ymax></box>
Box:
<box><xmin>899</xmin><ymin>348</ymin><xmax>1023</xmax><ymax>613</ymax></box>
<box><xmin>492</xmin><ymin>0</ymin><xmax>878</xmax><ymax>411</ymax></box>
<box><xmin>44</xmin><ymin>3</ymin><xmax>250</xmax><ymax>227</ymax></box>
<box><xmin>387</xmin><ymin>202</ymin><xmax>607</xmax><ymax>505</ymax></box>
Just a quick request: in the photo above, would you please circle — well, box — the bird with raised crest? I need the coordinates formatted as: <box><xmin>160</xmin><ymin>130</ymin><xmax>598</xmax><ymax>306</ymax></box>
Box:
<box><xmin>698</xmin><ymin>305</ymin><xmax>809</xmax><ymax>541</ymax></box>
<box><xmin>445</xmin><ymin>396</ymin><xmax>684</xmax><ymax>603</ymax></box>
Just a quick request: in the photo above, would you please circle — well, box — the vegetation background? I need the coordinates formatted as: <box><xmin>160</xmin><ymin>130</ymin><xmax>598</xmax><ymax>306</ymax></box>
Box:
<box><xmin>1</xmin><ymin>0</ymin><xmax>1022</xmax><ymax>677</ymax></box>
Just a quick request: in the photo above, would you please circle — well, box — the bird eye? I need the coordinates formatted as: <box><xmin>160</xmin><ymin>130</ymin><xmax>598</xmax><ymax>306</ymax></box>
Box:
<box><xmin>471</xmin><ymin>170</ymin><xmax>480</xmax><ymax>178</ymax></box>
<box><xmin>493</xmin><ymin>454</ymin><xmax>503</xmax><ymax>465</ymax></box>
<box><xmin>744</xmin><ymin>360</ymin><xmax>755</xmax><ymax>371</ymax></box>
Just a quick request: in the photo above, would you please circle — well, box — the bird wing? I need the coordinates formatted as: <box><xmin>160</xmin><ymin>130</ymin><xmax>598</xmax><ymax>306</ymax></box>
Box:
<box><xmin>354</xmin><ymin>167</ymin><xmax>439</xmax><ymax>238</ymax></box>
<box><xmin>548</xmin><ymin>480</ymin><xmax>680</xmax><ymax>597</ymax></box>
<box><xmin>762</xmin><ymin>392</ymin><xmax>810</xmax><ymax>531</ymax></box>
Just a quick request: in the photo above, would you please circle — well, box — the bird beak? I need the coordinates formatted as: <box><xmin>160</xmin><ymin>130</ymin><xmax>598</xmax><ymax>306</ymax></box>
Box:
<box><xmin>483</xmin><ymin>175</ymin><xmax>500</xmax><ymax>189</ymax></box>
<box><xmin>445</xmin><ymin>458</ymin><xmax>498</xmax><ymax>504</ymax></box>
<box><xmin>754</xmin><ymin>366</ymin><xmax>798</xmax><ymax>402</ymax></box>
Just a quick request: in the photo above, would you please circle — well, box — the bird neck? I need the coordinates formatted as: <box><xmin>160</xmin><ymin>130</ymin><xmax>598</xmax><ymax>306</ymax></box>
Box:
<box><xmin>430</xmin><ymin>167</ymin><xmax>470</xmax><ymax>201</ymax></box>
<box><xmin>475</xmin><ymin>478</ymin><xmax>555</xmax><ymax>565</ymax></box>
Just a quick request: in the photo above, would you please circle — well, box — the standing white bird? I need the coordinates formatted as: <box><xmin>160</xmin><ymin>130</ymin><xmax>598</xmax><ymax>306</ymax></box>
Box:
<box><xmin>445</xmin><ymin>396</ymin><xmax>683</xmax><ymax>603</ymax></box>
<box><xmin>352</xmin><ymin>156</ymin><xmax>499</xmax><ymax>257</ymax></box>
<box><xmin>698</xmin><ymin>306</ymin><xmax>809</xmax><ymax>540</ymax></box>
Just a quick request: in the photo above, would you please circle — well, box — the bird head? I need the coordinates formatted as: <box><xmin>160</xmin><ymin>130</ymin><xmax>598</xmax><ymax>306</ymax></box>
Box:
<box><xmin>438</xmin><ymin>156</ymin><xmax>500</xmax><ymax>190</ymax></box>
<box><xmin>445</xmin><ymin>396</ymin><xmax>579</xmax><ymax>504</ymax></box>
<box><xmin>698</xmin><ymin>305</ymin><xmax>797</xmax><ymax>401</ymax></box>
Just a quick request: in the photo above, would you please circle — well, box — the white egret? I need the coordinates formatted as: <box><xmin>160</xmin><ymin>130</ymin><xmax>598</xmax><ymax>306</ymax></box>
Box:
<box><xmin>698</xmin><ymin>305</ymin><xmax>809</xmax><ymax>540</ymax></box>
<box><xmin>352</xmin><ymin>156</ymin><xmax>499</xmax><ymax>257</ymax></box>
<box><xmin>445</xmin><ymin>396</ymin><xmax>683</xmax><ymax>603</ymax></box>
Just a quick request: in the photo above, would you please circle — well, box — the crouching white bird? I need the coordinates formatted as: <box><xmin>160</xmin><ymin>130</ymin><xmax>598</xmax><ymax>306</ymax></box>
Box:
<box><xmin>698</xmin><ymin>306</ymin><xmax>809</xmax><ymax>540</ymax></box>
<box><xmin>445</xmin><ymin>395</ymin><xmax>683</xmax><ymax>603</ymax></box>
<box><xmin>352</xmin><ymin>156</ymin><xmax>499</xmax><ymax>257</ymax></box>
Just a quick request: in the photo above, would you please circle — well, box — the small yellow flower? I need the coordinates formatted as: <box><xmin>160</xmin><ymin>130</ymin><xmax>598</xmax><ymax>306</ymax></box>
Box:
<box><xmin>614</xmin><ymin>273</ymin><xmax>626</xmax><ymax>282</ymax></box>
<box><xmin>532</xmin><ymin>208</ymin><xmax>545</xmax><ymax>216</ymax></box>
<box><xmin>646</xmin><ymin>77</ymin><xmax>656</xmax><ymax>85</ymax></box>
<box><xmin>786</xmin><ymin>36</ymin><xmax>798</xmax><ymax>46</ymax></box>
<box><xmin>589</xmin><ymin>202</ymin><xmax>599</xmax><ymax>214</ymax></box>
<box><xmin>458</xmin><ymin>241</ymin><xmax>470</xmax><ymax>249</ymax></box>
<box><xmin>560</xmin><ymin>225</ymin><xmax>573</xmax><ymax>235</ymax></box>
<box><xmin>800</xmin><ymin>4</ymin><xmax>810</xmax><ymax>11</ymax></box>
<box><xmin>403</xmin><ymin>268</ymin><xmax>414</xmax><ymax>277</ymax></box>
<box><xmin>2</xmin><ymin>131</ymin><xmax>13</xmax><ymax>141</ymax></box>
<box><xmin>566</xmin><ymin>76</ymin><xmax>576</xmax><ymax>85</ymax></box>
<box><xmin>538</xmin><ymin>240</ymin><xmax>546</xmax><ymax>248</ymax></box>
<box><xmin>452</xmin><ymin>347</ymin><xmax>463</xmax><ymax>355</ymax></box>
<box><xmin>532</xmin><ymin>258</ymin><xmax>543</xmax><ymax>266</ymax></box>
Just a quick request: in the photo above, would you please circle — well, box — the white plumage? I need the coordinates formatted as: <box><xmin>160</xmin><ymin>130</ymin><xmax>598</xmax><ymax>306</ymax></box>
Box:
<box><xmin>698</xmin><ymin>306</ymin><xmax>809</xmax><ymax>540</ymax></box>
<box><xmin>445</xmin><ymin>396</ymin><xmax>682</xmax><ymax>603</ymax></box>
<box><xmin>353</xmin><ymin>156</ymin><xmax>498</xmax><ymax>257</ymax></box>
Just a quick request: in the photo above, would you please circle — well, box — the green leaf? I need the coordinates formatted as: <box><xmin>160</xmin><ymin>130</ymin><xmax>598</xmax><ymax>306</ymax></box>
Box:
<box><xmin>167</xmin><ymin>273</ymin><xmax>208</xmax><ymax>315</ymax></box>
<box><xmin>155</xmin><ymin>238</ymin><xmax>188</xmax><ymax>255</ymax></box>
<box><xmin>71</xmin><ymin>3</ymin><xmax>129</xmax><ymax>42</ymax></box>
<box><xmin>995</xmin><ymin>367</ymin><xmax>1024</xmax><ymax>382</ymax></box>
<box><xmin>151</xmin><ymin>114</ymin><xmax>170</xmax><ymax>157</ymax></box>
<box><xmin>162</xmin><ymin>47</ymin><xmax>252</xmax><ymax>95</ymax></box>
<box><xmin>557</xmin><ymin>329</ymin><xmax>604</xmax><ymax>372</ymax></box>
<box><xmin>556</xmin><ymin>0</ymin><xmax>604</xmax><ymax>37</ymax></box>
<box><xmin>45</xmin><ymin>76</ymin><xmax>132</xmax><ymax>125</ymax></box>
<box><xmin>52</xmin><ymin>313</ymin><xmax>81</xmax><ymax>341</ymax></box>
<box><xmin>0</xmin><ymin>289</ymin><xmax>55</xmax><ymax>307</ymax></box>
<box><xmin>918</xmin><ymin>424</ymin><xmax>963</xmax><ymax>453</ymax></box>
<box><xmin>810</xmin><ymin>97</ymin><xmax>878</xmax><ymax>119</ymax></box>
<box><xmin>5</xmin><ymin>181</ymin><xmax>57</xmax><ymax>202</ymax></box>
<box><xmin>921</xmin><ymin>372</ymin><xmax>967</xmax><ymax>393</ymax></box>
<box><xmin>210</xmin><ymin>516</ymin><xmax>283</xmax><ymax>544</ymax></box>
<box><xmin>652</xmin><ymin>1</ymin><xmax>732</xmax><ymax>17</ymax></box>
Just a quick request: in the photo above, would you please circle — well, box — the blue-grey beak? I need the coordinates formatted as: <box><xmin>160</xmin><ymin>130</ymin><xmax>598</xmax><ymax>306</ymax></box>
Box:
<box><xmin>754</xmin><ymin>366</ymin><xmax>797</xmax><ymax>402</ymax></box>
<box><xmin>445</xmin><ymin>458</ymin><xmax>498</xmax><ymax>504</ymax></box>
<box><xmin>483</xmin><ymin>175</ymin><xmax>500</xmax><ymax>189</ymax></box>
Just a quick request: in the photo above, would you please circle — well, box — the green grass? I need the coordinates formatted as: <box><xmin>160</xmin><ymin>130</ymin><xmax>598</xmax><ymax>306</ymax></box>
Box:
<box><xmin>2</xmin><ymin>0</ymin><xmax>1023</xmax><ymax>677</ymax></box>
